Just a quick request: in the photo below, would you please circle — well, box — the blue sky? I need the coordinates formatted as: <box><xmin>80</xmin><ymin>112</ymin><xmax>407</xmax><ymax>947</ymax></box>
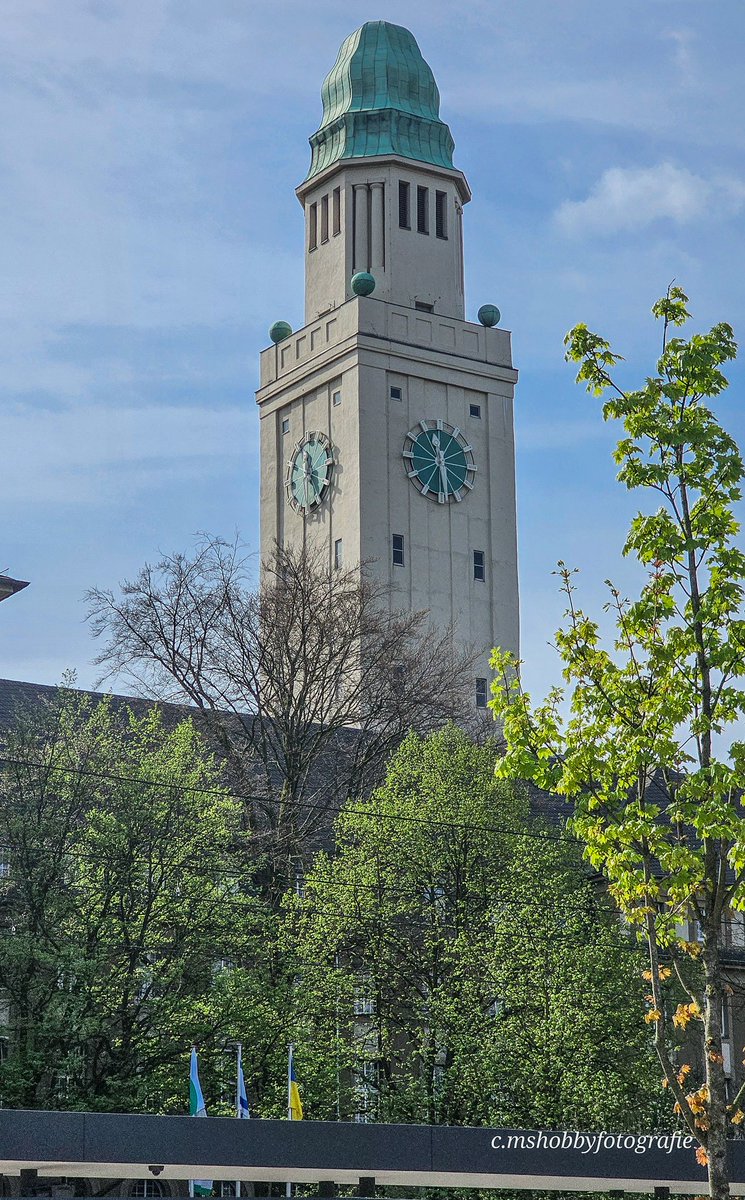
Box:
<box><xmin>3</xmin><ymin>0</ymin><xmax>745</xmax><ymax>706</ymax></box>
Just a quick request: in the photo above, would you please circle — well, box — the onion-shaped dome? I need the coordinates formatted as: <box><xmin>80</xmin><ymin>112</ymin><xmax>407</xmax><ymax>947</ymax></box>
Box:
<box><xmin>306</xmin><ymin>21</ymin><xmax>456</xmax><ymax>181</ymax></box>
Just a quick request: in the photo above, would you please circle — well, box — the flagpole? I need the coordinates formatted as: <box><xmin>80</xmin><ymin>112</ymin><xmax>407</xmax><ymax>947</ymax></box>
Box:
<box><xmin>189</xmin><ymin>1044</ymin><xmax>196</xmax><ymax>1200</ymax></box>
<box><xmin>235</xmin><ymin>1042</ymin><xmax>242</xmax><ymax>1199</ymax></box>
<box><xmin>286</xmin><ymin>1044</ymin><xmax>293</xmax><ymax>1199</ymax></box>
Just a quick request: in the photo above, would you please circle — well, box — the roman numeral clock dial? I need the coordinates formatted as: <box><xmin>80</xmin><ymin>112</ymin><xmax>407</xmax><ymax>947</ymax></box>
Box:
<box><xmin>402</xmin><ymin>419</ymin><xmax>477</xmax><ymax>503</ymax></box>
<box><xmin>285</xmin><ymin>431</ymin><xmax>334</xmax><ymax>514</ymax></box>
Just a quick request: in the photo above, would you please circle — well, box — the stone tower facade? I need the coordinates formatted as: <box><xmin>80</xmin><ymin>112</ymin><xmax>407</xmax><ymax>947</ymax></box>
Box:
<box><xmin>256</xmin><ymin>21</ymin><xmax>519</xmax><ymax>705</ymax></box>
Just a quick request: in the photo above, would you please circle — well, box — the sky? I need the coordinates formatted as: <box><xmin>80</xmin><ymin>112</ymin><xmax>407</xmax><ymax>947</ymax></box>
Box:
<box><xmin>3</xmin><ymin>0</ymin><xmax>745</xmax><ymax>706</ymax></box>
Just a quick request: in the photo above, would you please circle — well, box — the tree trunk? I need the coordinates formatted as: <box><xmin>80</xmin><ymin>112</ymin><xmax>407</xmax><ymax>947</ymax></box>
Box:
<box><xmin>703</xmin><ymin>927</ymin><xmax>729</xmax><ymax>1200</ymax></box>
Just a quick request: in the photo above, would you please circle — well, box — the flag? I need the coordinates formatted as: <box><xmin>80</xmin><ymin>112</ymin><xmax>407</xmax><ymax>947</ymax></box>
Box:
<box><xmin>189</xmin><ymin>1046</ymin><xmax>207</xmax><ymax>1118</ymax></box>
<box><xmin>288</xmin><ymin>1045</ymin><xmax>303</xmax><ymax>1120</ymax></box>
<box><xmin>235</xmin><ymin>1045</ymin><xmax>249</xmax><ymax>1200</ymax></box>
<box><xmin>237</xmin><ymin>1045</ymin><xmax>250</xmax><ymax>1119</ymax></box>
<box><xmin>189</xmin><ymin>1047</ymin><xmax>212</xmax><ymax>1197</ymax></box>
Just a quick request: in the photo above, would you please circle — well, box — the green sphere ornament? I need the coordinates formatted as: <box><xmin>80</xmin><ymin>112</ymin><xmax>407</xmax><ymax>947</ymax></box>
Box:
<box><xmin>477</xmin><ymin>304</ymin><xmax>501</xmax><ymax>328</ymax></box>
<box><xmin>269</xmin><ymin>320</ymin><xmax>292</xmax><ymax>344</ymax></box>
<box><xmin>351</xmin><ymin>271</ymin><xmax>376</xmax><ymax>297</ymax></box>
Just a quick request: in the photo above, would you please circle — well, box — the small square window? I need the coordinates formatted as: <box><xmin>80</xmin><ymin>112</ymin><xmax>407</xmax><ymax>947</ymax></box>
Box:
<box><xmin>475</xmin><ymin>678</ymin><xmax>487</xmax><ymax>709</ymax></box>
<box><xmin>469</xmin><ymin>403</ymin><xmax>481</xmax><ymax>419</ymax></box>
<box><xmin>334</xmin><ymin>538</ymin><xmax>343</xmax><ymax>570</ymax></box>
<box><xmin>392</xmin><ymin>534</ymin><xmax>405</xmax><ymax>567</ymax></box>
<box><xmin>390</xmin><ymin>385</ymin><xmax>402</xmax><ymax>402</ymax></box>
<box><xmin>281</xmin><ymin>417</ymin><xmax>290</xmax><ymax>435</ymax></box>
<box><xmin>415</xmin><ymin>301</ymin><xmax>434</xmax><ymax>313</ymax></box>
<box><xmin>332</xmin><ymin>390</ymin><xmax>342</xmax><ymax>407</ymax></box>
<box><xmin>473</xmin><ymin>551</ymin><xmax>485</xmax><ymax>582</ymax></box>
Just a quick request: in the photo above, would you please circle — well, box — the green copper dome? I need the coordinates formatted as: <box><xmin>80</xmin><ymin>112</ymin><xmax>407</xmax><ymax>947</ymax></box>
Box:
<box><xmin>306</xmin><ymin>22</ymin><xmax>456</xmax><ymax>181</ymax></box>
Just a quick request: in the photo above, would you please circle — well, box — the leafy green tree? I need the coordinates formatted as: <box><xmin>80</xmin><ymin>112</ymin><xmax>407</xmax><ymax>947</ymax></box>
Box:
<box><xmin>490</xmin><ymin>288</ymin><xmax>743</xmax><ymax>1199</ymax></box>
<box><xmin>284</xmin><ymin>725</ymin><xmax>663</xmax><ymax>1128</ymax></box>
<box><xmin>0</xmin><ymin>686</ymin><xmax>250</xmax><ymax>1111</ymax></box>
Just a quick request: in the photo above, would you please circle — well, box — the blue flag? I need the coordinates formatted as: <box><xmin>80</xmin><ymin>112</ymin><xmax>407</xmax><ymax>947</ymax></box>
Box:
<box><xmin>237</xmin><ymin>1045</ymin><xmax>250</xmax><ymax>1119</ymax></box>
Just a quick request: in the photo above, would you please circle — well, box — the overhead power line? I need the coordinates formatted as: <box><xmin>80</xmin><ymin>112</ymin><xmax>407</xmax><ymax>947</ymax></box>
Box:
<box><xmin>0</xmin><ymin>753</ymin><xmax>574</xmax><ymax>845</ymax></box>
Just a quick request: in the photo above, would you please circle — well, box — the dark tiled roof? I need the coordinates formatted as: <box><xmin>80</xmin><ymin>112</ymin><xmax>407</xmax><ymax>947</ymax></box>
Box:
<box><xmin>0</xmin><ymin>676</ymin><xmax>196</xmax><ymax>732</ymax></box>
<box><xmin>0</xmin><ymin>678</ymin><xmax>571</xmax><ymax>855</ymax></box>
<box><xmin>524</xmin><ymin>779</ymin><xmax>570</xmax><ymax>827</ymax></box>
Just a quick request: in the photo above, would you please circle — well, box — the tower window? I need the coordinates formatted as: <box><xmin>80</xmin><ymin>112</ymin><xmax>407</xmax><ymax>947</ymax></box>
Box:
<box><xmin>473</xmin><ymin>550</ymin><xmax>485</xmax><ymax>581</ymax></box>
<box><xmin>417</xmin><ymin>186</ymin><xmax>429</xmax><ymax>234</ymax></box>
<box><xmin>333</xmin><ymin>187</ymin><xmax>341</xmax><ymax>235</ymax></box>
<box><xmin>308</xmin><ymin>203</ymin><xmax>317</xmax><ymax>250</ymax></box>
<box><xmin>321</xmin><ymin>194</ymin><xmax>329</xmax><ymax>243</ymax></box>
<box><xmin>475</xmin><ymin>678</ymin><xmax>488</xmax><ymax>709</ymax></box>
<box><xmin>392</xmin><ymin>534</ymin><xmax>405</xmax><ymax>567</ymax></box>
<box><xmin>390</xmin><ymin>385</ymin><xmax>402</xmax><ymax>402</ymax></box>
<box><xmin>415</xmin><ymin>301</ymin><xmax>434</xmax><ymax>313</ymax></box>
<box><xmin>469</xmin><ymin>403</ymin><xmax>482</xmax><ymax>419</ymax></box>
<box><xmin>334</xmin><ymin>539</ymin><xmax>343</xmax><ymax>570</ymax></box>
<box><xmin>398</xmin><ymin>181</ymin><xmax>411</xmax><ymax>229</ymax></box>
<box><xmin>332</xmin><ymin>389</ymin><xmax>342</xmax><ymax>407</ymax></box>
<box><xmin>281</xmin><ymin>417</ymin><xmax>290</xmax><ymax>435</ymax></box>
<box><xmin>435</xmin><ymin>191</ymin><xmax>448</xmax><ymax>239</ymax></box>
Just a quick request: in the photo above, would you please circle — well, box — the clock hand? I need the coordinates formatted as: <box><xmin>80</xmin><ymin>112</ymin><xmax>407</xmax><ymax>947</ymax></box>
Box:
<box><xmin>438</xmin><ymin>452</ymin><xmax>448</xmax><ymax>497</ymax></box>
<box><xmin>302</xmin><ymin>451</ymin><xmax>312</xmax><ymax>505</ymax></box>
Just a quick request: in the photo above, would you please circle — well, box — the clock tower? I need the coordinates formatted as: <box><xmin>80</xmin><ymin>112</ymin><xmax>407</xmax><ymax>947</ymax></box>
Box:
<box><xmin>256</xmin><ymin>21</ymin><xmax>519</xmax><ymax>704</ymax></box>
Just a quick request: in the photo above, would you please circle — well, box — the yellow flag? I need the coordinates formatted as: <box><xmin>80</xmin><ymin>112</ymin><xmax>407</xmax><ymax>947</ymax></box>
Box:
<box><xmin>288</xmin><ymin>1046</ymin><xmax>303</xmax><ymax>1120</ymax></box>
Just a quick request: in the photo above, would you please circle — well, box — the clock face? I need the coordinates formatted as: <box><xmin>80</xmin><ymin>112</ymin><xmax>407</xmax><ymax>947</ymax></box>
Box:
<box><xmin>403</xmin><ymin>419</ymin><xmax>477</xmax><ymax>503</ymax></box>
<box><xmin>285</xmin><ymin>431</ymin><xmax>334</xmax><ymax>515</ymax></box>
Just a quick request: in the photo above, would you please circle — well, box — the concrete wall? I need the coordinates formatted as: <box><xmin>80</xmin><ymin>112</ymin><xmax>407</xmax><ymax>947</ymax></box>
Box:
<box><xmin>299</xmin><ymin>156</ymin><xmax>468</xmax><ymax>323</ymax></box>
<box><xmin>257</xmin><ymin>297</ymin><xmax>519</xmax><ymax>694</ymax></box>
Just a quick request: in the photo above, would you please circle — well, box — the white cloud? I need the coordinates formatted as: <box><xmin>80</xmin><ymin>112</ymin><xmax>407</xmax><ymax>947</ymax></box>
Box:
<box><xmin>555</xmin><ymin>163</ymin><xmax>745</xmax><ymax>237</ymax></box>
<box><xmin>3</xmin><ymin>401</ymin><xmax>255</xmax><ymax>504</ymax></box>
<box><xmin>664</xmin><ymin>28</ymin><xmax>696</xmax><ymax>77</ymax></box>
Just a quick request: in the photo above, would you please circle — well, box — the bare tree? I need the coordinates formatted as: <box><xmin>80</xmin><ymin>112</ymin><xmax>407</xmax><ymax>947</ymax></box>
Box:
<box><xmin>87</xmin><ymin>537</ymin><xmax>481</xmax><ymax>888</ymax></box>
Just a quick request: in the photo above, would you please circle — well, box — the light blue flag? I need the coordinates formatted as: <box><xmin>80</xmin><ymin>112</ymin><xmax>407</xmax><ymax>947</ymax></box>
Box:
<box><xmin>189</xmin><ymin>1046</ymin><xmax>207</xmax><ymax>1118</ymax></box>
<box><xmin>189</xmin><ymin>1046</ymin><xmax>212</xmax><ymax>1197</ymax></box>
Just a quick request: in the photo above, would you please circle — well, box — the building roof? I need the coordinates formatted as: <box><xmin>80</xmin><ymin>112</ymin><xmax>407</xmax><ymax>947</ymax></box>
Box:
<box><xmin>306</xmin><ymin>21</ymin><xmax>456</xmax><ymax>181</ymax></box>
<box><xmin>0</xmin><ymin>676</ymin><xmax>569</xmax><ymax>850</ymax></box>
<box><xmin>0</xmin><ymin>676</ymin><xmax>194</xmax><ymax>732</ymax></box>
<box><xmin>0</xmin><ymin>575</ymin><xmax>29</xmax><ymax>603</ymax></box>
